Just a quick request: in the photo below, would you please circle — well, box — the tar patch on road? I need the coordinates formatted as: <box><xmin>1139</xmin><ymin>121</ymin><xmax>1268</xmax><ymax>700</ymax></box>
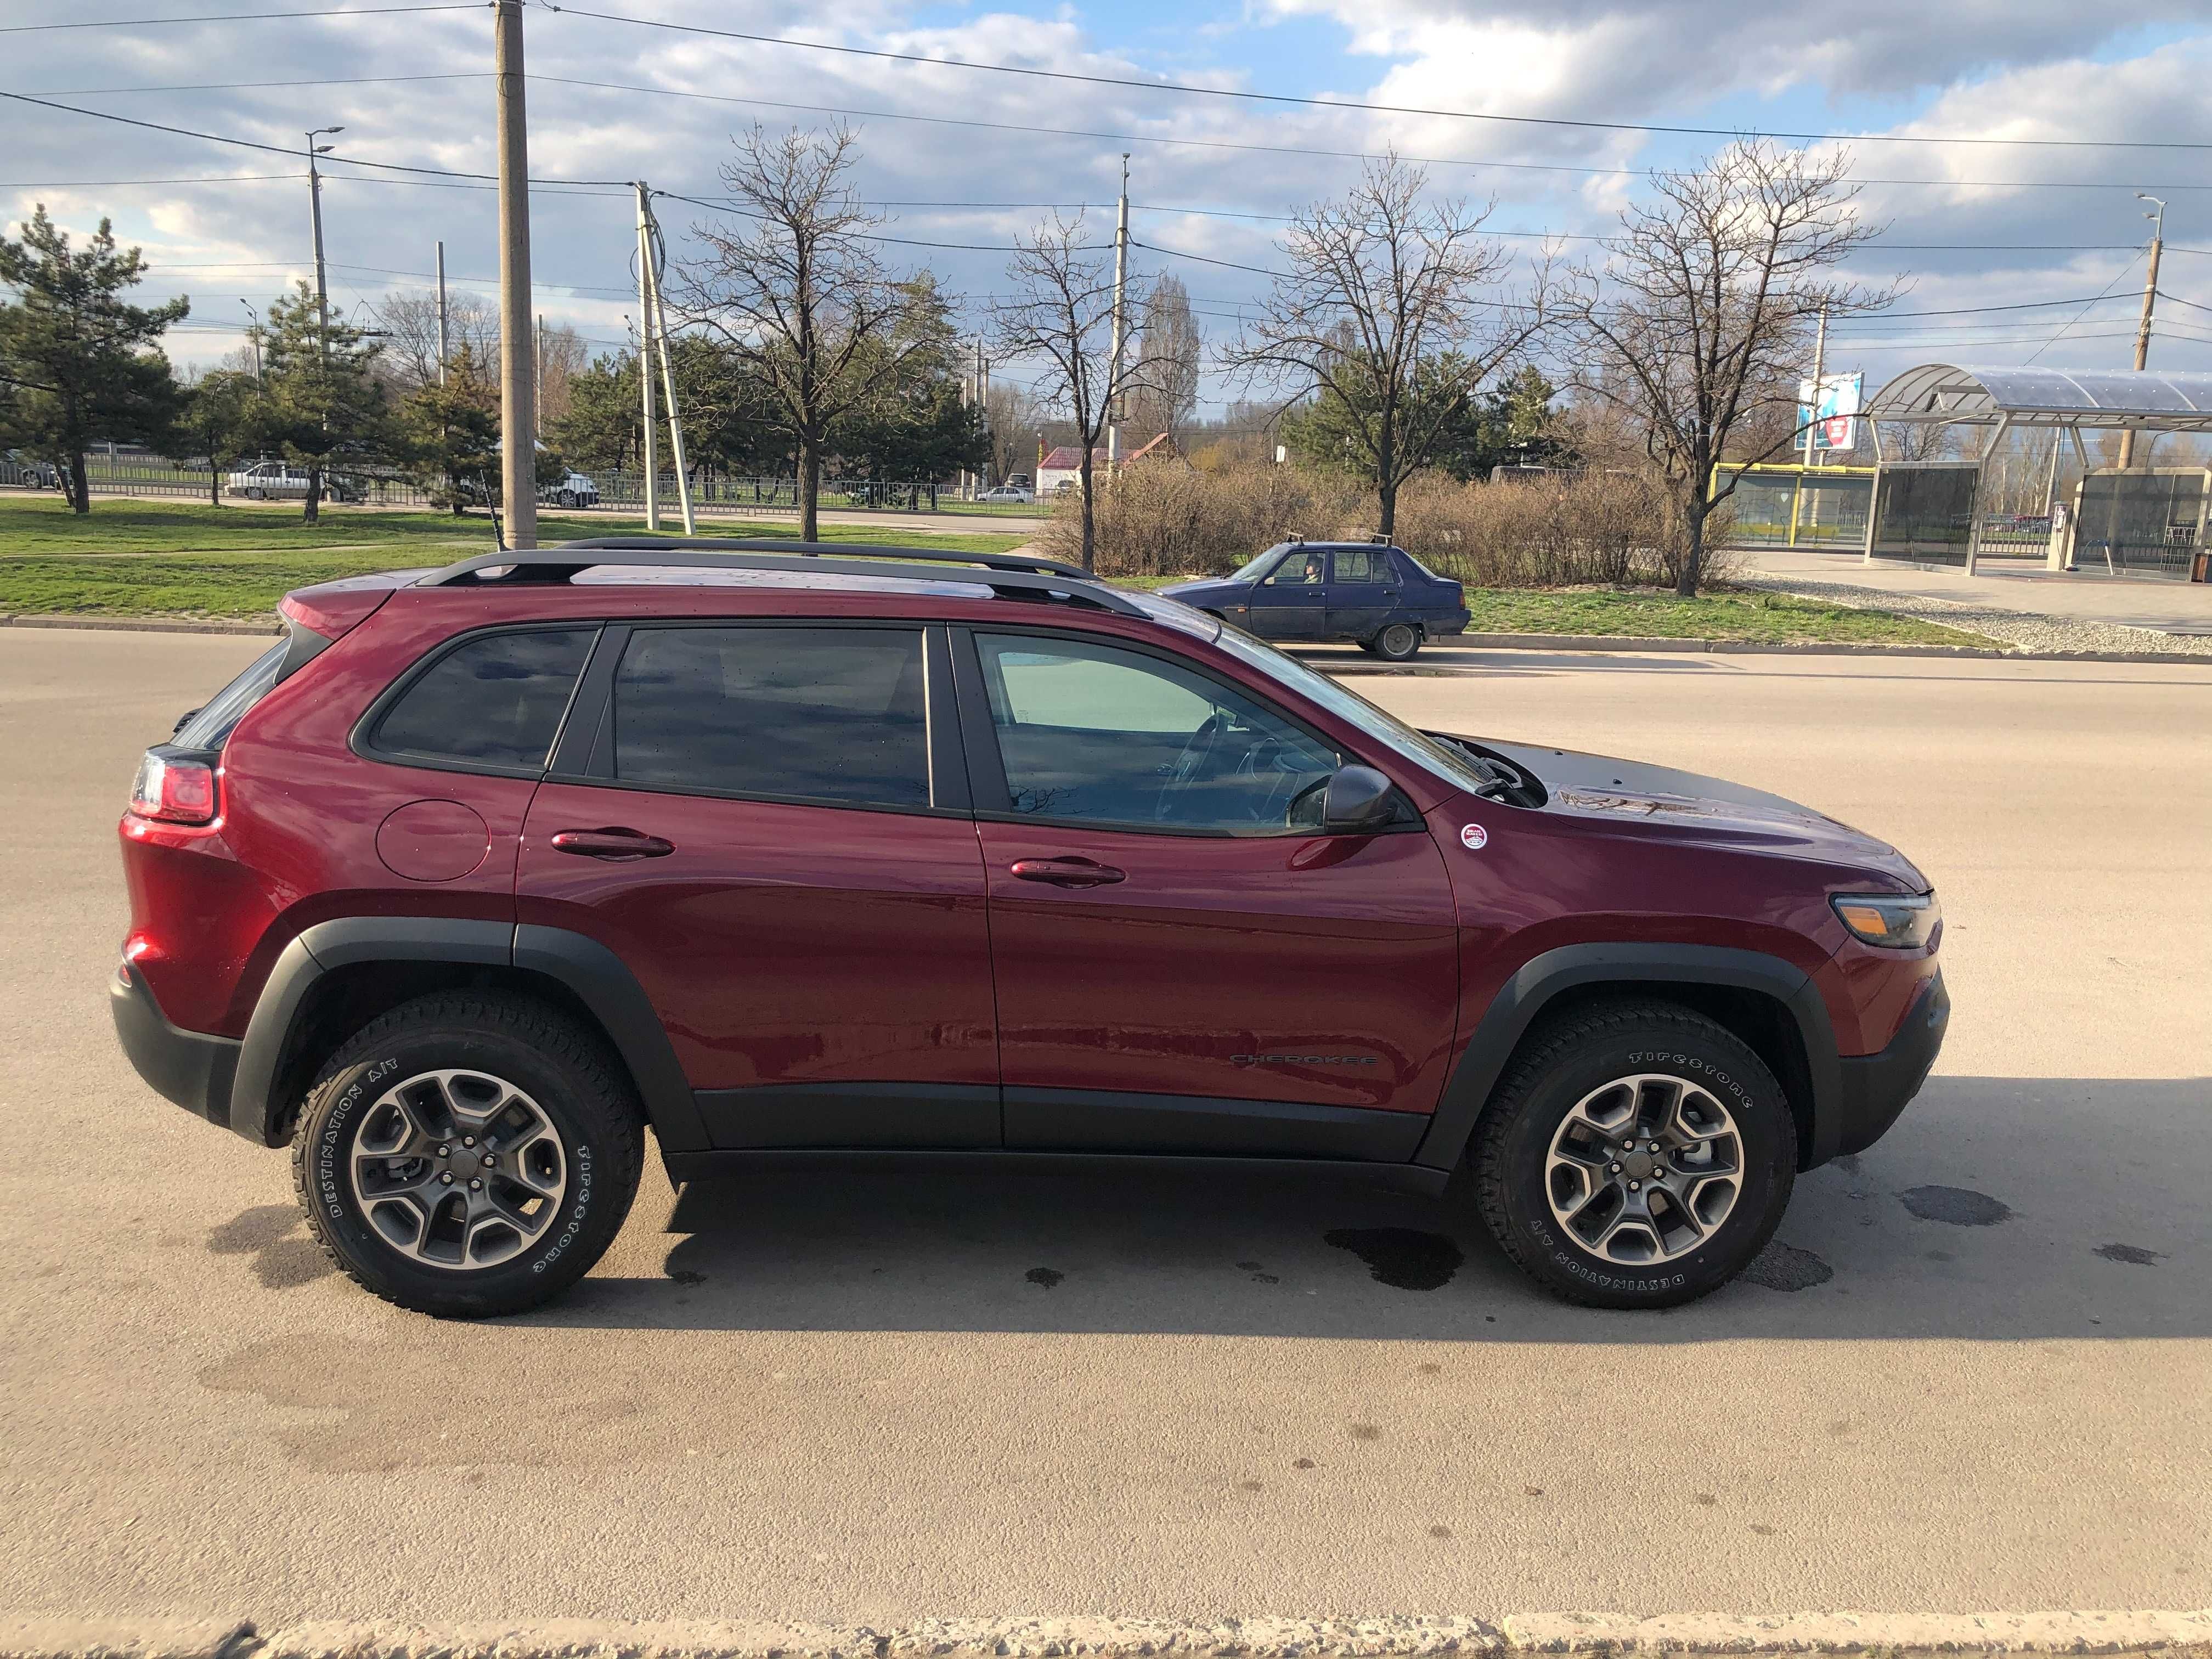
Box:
<box><xmin>1323</xmin><ymin>1227</ymin><xmax>1464</xmax><ymax>1290</ymax></box>
<box><xmin>1739</xmin><ymin>1240</ymin><xmax>1833</xmax><ymax>1291</ymax></box>
<box><xmin>1899</xmin><ymin>1184</ymin><xmax>2013</xmax><ymax>1226</ymax></box>
<box><xmin>1024</xmin><ymin>1266</ymin><xmax>1065</xmax><ymax>1289</ymax></box>
<box><xmin>205</xmin><ymin>1205</ymin><xmax>331</xmax><ymax>1290</ymax></box>
<box><xmin>2095</xmin><ymin>1242</ymin><xmax>2165</xmax><ymax>1265</ymax></box>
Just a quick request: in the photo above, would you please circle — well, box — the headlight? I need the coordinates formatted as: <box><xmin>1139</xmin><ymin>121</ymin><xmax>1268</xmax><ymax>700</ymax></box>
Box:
<box><xmin>1831</xmin><ymin>891</ymin><xmax>1940</xmax><ymax>950</ymax></box>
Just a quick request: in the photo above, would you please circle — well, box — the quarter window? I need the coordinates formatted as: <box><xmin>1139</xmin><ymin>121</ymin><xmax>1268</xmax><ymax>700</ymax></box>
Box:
<box><xmin>610</xmin><ymin>626</ymin><xmax>930</xmax><ymax>809</ymax></box>
<box><xmin>371</xmin><ymin>628</ymin><xmax>594</xmax><ymax>770</ymax></box>
<box><xmin>975</xmin><ymin>633</ymin><xmax>1337</xmax><ymax>833</ymax></box>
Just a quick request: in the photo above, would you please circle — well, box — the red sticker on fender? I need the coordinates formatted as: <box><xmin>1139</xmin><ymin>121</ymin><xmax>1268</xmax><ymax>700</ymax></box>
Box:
<box><xmin>1460</xmin><ymin>823</ymin><xmax>1488</xmax><ymax>850</ymax></box>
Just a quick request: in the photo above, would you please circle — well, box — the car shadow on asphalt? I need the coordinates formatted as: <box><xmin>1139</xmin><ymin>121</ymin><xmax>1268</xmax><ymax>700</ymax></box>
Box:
<box><xmin>521</xmin><ymin>1075</ymin><xmax>2208</xmax><ymax>1340</ymax></box>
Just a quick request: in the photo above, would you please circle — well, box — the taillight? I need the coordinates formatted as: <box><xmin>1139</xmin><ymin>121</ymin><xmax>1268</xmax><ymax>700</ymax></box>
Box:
<box><xmin>128</xmin><ymin>749</ymin><xmax>218</xmax><ymax>825</ymax></box>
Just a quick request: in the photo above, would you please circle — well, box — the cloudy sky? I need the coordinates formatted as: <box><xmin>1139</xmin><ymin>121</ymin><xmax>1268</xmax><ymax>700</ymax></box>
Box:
<box><xmin>5</xmin><ymin>0</ymin><xmax>2211</xmax><ymax>417</ymax></box>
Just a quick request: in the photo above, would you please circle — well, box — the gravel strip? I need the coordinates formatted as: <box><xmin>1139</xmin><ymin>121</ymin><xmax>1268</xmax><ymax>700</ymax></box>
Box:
<box><xmin>1734</xmin><ymin>575</ymin><xmax>2212</xmax><ymax>658</ymax></box>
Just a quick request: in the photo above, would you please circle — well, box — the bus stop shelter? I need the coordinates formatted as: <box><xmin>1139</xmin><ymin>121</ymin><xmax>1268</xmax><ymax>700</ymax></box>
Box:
<box><xmin>1861</xmin><ymin>364</ymin><xmax>2212</xmax><ymax>580</ymax></box>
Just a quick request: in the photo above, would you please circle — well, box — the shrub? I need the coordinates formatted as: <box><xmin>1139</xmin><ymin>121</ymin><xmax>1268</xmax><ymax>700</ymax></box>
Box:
<box><xmin>1037</xmin><ymin>459</ymin><xmax>1367</xmax><ymax>577</ymax></box>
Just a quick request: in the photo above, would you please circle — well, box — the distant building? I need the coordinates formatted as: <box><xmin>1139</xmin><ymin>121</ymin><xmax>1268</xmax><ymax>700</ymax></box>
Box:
<box><xmin>1036</xmin><ymin>432</ymin><xmax>1176</xmax><ymax>496</ymax></box>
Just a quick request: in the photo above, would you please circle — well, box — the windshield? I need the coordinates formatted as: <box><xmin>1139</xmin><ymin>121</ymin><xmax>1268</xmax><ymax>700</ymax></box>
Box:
<box><xmin>1226</xmin><ymin>545</ymin><xmax>1288</xmax><ymax>583</ymax></box>
<box><xmin>1205</xmin><ymin>624</ymin><xmax>1501</xmax><ymax>797</ymax></box>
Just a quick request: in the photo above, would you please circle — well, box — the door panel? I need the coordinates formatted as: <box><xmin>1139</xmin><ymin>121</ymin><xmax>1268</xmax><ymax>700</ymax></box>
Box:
<box><xmin>1246</xmin><ymin>548</ymin><xmax>1329</xmax><ymax>640</ymax></box>
<box><xmin>518</xmin><ymin>785</ymin><xmax>999</xmax><ymax>1144</ymax></box>
<box><xmin>977</xmin><ymin>822</ymin><xmax>1461</xmax><ymax>1126</ymax></box>
<box><xmin>1326</xmin><ymin>546</ymin><xmax>1401</xmax><ymax>640</ymax></box>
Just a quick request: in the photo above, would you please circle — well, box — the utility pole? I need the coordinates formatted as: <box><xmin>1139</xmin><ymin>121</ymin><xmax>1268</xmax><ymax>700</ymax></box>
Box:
<box><xmin>634</xmin><ymin>185</ymin><xmax>659</xmax><ymax>531</ymax></box>
<box><xmin>1105</xmin><ymin>152</ymin><xmax>1130</xmax><ymax>473</ymax></box>
<box><xmin>639</xmin><ymin>187</ymin><xmax>696</xmax><ymax>534</ymax></box>
<box><xmin>435</xmin><ymin>240</ymin><xmax>449</xmax><ymax>385</ymax></box>
<box><xmin>493</xmin><ymin>0</ymin><xmax>538</xmax><ymax>548</ymax></box>
<box><xmin>534</xmin><ymin>312</ymin><xmax>545</xmax><ymax>445</ymax></box>
<box><xmin>2118</xmin><ymin>194</ymin><xmax>2165</xmax><ymax>471</ymax></box>
<box><xmin>1789</xmin><ymin>303</ymin><xmax>1829</xmax><ymax>546</ymax></box>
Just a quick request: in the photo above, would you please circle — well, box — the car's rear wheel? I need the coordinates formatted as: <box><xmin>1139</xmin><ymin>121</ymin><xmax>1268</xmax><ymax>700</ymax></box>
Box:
<box><xmin>1371</xmin><ymin>622</ymin><xmax>1422</xmax><ymax>661</ymax></box>
<box><xmin>557</xmin><ymin>490</ymin><xmax>577</xmax><ymax>507</ymax></box>
<box><xmin>1469</xmin><ymin>999</ymin><xmax>1796</xmax><ymax>1308</ymax></box>
<box><xmin>247</xmin><ymin>487</ymin><xmax>265</xmax><ymax>501</ymax></box>
<box><xmin>291</xmin><ymin>993</ymin><xmax>644</xmax><ymax>1318</ymax></box>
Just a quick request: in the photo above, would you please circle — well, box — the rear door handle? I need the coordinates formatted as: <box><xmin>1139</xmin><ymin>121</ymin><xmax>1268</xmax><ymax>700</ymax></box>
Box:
<box><xmin>550</xmin><ymin>827</ymin><xmax>675</xmax><ymax>860</ymax></box>
<box><xmin>1011</xmin><ymin>857</ymin><xmax>1126</xmax><ymax>888</ymax></box>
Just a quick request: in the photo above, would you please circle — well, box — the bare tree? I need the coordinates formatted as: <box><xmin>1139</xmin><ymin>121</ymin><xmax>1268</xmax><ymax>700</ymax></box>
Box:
<box><xmin>1127</xmin><ymin>273</ymin><xmax>1201</xmax><ymax>443</ymax></box>
<box><xmin>674</xmin><ymin>123</ymin><xmax>930</xmax><ymax>541</ymax></box>
<box><xmin>372</xmin><ymin>289</ymin><xmax>496</xmax><ymax>394</ymax></box>
<box><xmin>984</xmin><ymin>377</ymin><xmax>1045</xmax><ymax>485</ymax></box>
<box><xmin>1558</xmin><ymin>140</ymin><xmax>1894</xmax><ymax>595</ymax></box>
<box><xmin>536</xmin><ymin>320</ymin><xmax>588</xmax><ymax>431</ymax></box>
<box><xmin>1220</xmin><ymin>153</ymin><xmax>1548</xmax><ymax>537</ymax></box>
<box><xmin>991</xmin><ymin>214</ymin><xmax>1145</xmax><ymax>571</ymax></box>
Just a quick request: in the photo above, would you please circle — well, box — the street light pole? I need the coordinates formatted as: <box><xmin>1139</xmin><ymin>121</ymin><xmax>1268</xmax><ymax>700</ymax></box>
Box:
<box><xmin>435</xmin><ymin>240</ymin><xmax>449</xmax><ymax>386</ymax></box>
<box><xmin>303</xmin><ymin>126</ymin><xmax>341</xmax><ymax>352</ymax></box>
<box><xmin>1105</xmin><ymin>152</ymin><xmax>1130</xmax><ymax>473</ymax></box>
<box><xmin>2118</xmin><ymin>194</ymin><xmax>2165</xmax><ymax>471</ymax></box>
<box><xmin>239</xmin><ymin>300</ymin><xmax>262</xmax><ymax>382</ymax></box>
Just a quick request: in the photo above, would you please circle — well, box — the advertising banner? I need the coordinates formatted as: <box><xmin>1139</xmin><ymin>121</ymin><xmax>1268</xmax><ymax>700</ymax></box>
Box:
<box><xmin>1797</xmin><ymin>371</ymin><xmax>1864</xmax><ymax>453</ymax></box>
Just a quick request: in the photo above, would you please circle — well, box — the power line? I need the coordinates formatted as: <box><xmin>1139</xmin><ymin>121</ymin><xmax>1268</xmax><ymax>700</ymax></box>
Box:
<box><xmin>2022</xmin><ymin>251</ymin><xmax>2148</xmax><ymax>366</ymax></box>
<box><xmin>38</xmin><ymin>72</ymin><xmax>484</xmax><ymax>94</ymax></box>
<box><xmin>524</xmin><ymin>71</ymin><xmax>2212</xmax><ymax>195</ymax></box>
<box><xmin>0</xmin><ymin>4</ymin><xmax>481</xmax><ymax>31</ymax></box>
<box><xmin>550</xmin><ymin>6</ymin><xmax>2212</xmax><ymax>153</ymax></box>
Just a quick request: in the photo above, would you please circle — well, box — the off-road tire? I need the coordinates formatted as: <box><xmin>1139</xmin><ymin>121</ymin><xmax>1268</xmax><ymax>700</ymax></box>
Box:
<box><xmin>1469</xmin><ymin>998</ymin><xmax>1796</xmax><ymax>1308</ymax></box>
<box><xmin>291</xmin><ymin>992</ymin><xmax>644</xmax><ymax>1318</ymax></box>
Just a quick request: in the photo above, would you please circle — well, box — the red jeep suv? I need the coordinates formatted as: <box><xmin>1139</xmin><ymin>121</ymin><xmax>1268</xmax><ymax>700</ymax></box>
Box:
<box><xmin>111</xmin><ymin>540</ymin><xmax>1947</xmax><ymax>1317</ymax></box>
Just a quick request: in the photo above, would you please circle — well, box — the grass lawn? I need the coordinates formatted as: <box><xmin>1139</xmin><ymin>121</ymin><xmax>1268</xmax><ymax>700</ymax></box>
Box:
<box><xmin>1116</xmin><ymin>577</ymin><xmax>2001</xmax><ymax>648</ymax></box>
<box><xmin>0</xmin><ymin>495</ymin><xmax>1026</xmax><ymax>619</ymax></box>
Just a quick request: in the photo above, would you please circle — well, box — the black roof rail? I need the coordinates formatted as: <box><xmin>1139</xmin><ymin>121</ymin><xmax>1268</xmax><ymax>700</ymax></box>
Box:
<box><xmin>416</xmin><ymin>538</ymin><xmax>1149</xmax><ymax>618</ymax></box>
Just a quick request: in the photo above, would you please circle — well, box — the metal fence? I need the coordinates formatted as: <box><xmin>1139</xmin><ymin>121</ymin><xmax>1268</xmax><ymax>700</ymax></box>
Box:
<box><xmin>2071</xmin><ymin>470</ymin><xmax>2208</xmax><ymax>580</ymax></box>
<box><xmin>584</xmin><ymin>473</ymin><xmax>952</xmax><ymax>513</ymax></box>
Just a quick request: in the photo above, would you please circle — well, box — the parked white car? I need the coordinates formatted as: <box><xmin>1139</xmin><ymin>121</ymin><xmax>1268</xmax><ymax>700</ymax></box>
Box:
<box><xmin>979</xmin><ymin>484</ymin><xmax>1034</xmax><ymax>504</ymax></box>
<box><xmin>541</xmin><ymin>471</ymin><xmax>599</xmax><ymax>509</ymax></box>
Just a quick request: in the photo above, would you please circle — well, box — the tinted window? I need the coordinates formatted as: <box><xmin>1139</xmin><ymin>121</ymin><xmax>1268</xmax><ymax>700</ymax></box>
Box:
<box><xmin>174</xmin><ymin>640</ymin><xmax>286</xmax><ymax>750</ymax></box>
<box><xmin>372</xmin><ymin>628</ymin><xmax>593</xmax><ymax>769</ymax></box>
<box><xmin>977</xmin><ymin>634</ymin><xmax>1337</xmax><ymax>833</ymax></box>
<box><xmin>611</xmin><ymin>627</ymin><xmax>929</xmax><ymax>809</ymax></box>
<box><xmin>1335</xmin><ymin>548</ymin><xmax>1391</xmax><ymax>584</ymax></box>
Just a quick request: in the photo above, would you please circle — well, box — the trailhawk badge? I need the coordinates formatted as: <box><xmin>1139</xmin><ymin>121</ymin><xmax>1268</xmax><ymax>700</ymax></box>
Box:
<box><xmin>1460</xmin><ymin>822</ymin><xmax>1489</xmax><ymax>850</ymax></box>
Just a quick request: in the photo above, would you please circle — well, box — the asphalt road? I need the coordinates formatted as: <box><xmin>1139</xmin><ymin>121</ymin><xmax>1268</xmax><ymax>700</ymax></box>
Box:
<box><xmin>2</xmin><ymin>629</ymin><xmax>2207</xmax><ymax>1623</ymax></box>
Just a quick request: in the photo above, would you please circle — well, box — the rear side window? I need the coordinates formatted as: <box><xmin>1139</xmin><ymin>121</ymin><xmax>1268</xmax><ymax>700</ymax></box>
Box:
<box><xmin>609</xmin><ymin>626</ymin><xmax>929</xmax><ymax>809</ymax></box>
<box><xmin>174</xmin><ymin>640</ymin><xmax>287</xmax><ymax>750</ymax></box>
<box><xmin>1335</xmin><ymin>548</ymin><xmax>1391</xmax><ymax>584</ymax></box>
<box><xmin>370</xmin><ymin>628</ymin><xmax>594</xmax><ymax>770</ymax></box>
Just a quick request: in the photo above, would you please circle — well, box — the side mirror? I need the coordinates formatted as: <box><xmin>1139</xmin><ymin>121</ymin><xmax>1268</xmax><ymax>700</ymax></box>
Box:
<box><xmin>1322</xmin><ymin>764</ymin><xmax>1399</xmax><ymax>834</ymax></box>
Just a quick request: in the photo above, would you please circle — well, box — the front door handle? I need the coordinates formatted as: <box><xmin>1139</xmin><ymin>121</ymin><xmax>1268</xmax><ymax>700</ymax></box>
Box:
<box><xmin>550</xmin><ymin>827</ymin><xmax>675</xmax><ymax>860</ymax></box>
<box><xmin>1011</xmin><ymin>856</ymin><xmax>1126</xmax><ymax>888</ymax></box>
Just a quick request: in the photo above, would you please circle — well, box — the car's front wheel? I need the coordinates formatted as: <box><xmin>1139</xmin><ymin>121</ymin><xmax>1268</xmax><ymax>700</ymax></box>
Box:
<box><xmin>1470</xmin><ymin>1000</ymin><xmax>1796</xmax><ymax>1307</ymax></box>
<box><xmin>292</xmin><ymin>993</ymin><xmax>644</xmax><ymax>1317</ymax></box>
<box><xmin>1370</xmin><ymin>622</ymin><xmax>1422</xmax><ymax>660</ymax></box>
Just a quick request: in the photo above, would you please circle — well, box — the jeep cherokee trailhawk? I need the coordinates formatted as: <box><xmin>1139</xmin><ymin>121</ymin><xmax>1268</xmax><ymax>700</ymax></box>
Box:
<box><xmin>112</xmin><ymin>539</ymin><xmax>1948</xmax><ymax>1316</ymax></box>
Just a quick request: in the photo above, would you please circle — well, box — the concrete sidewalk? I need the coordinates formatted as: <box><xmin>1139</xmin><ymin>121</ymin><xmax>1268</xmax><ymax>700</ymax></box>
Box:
<box><xmin>1740</xmin><ymin>545</ymin><xmax>2212</xmax><ymax>635</ymax></box>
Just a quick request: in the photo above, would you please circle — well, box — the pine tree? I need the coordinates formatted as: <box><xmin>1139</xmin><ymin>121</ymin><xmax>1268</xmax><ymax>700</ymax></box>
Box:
<box><xmin>174</xmin><ymin>369</ymin><xmax>268</xmax><ymax>507</ymax></box>
<box><xmin>254</xmin><ymin>280</ymin><xmax>386</xmax><ymax>522</ymax></box>
<box><xmin>0</xmin><ymin>206</ymin><xmax>189</xmax><ymax>514</ymax></box>
<box><xmin>393</xmin><ymin>343</ymin><xmax>500</xmax><ymax>512</ymax></box>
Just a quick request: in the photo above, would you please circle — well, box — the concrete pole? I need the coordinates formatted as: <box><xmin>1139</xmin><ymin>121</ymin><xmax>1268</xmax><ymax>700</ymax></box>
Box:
<box><xmin>493</xmin><ymin>0</ymin><xmax>538</xmax><ymax>549</ymax></box>
<box><xmin>635</xmin><ymin>184</ymin><xmax>659</xmax><ymax>532</ymax></box>
<box><xmin>305</xmin><ymin>134</ymin><xmax>330</xmax><ymax>346</ymax></box>
<box><xmin>641</xmin><ymin>191</ymin><xmax>696</xmax><ymax>534</ymax></box>
<box><xmin>1788</xmin><ymin>304</ymin><xmax>1827</xmax><ymax>546</ymax></box>
<box><xmin>435</xmin><ymin>241</ymin><xmax>449</xmax><ymax>386</ymax></box>
<box><xmin>1105</xmin><ymin>153</ymin><xmax>1130</xmax><ymax>474</ymax></box>
<box><xmin>534</xmin><ymin>312</ymin><xmax>544</xmax><ymax>447</ymax></box>
<box><xmin>2118</xmin><ymin>200</ymin><xmax>2163</xmax><ymax>471</ymax></box>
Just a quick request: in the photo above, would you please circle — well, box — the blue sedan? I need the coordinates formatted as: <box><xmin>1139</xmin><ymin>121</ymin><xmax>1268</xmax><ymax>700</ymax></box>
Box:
<box><xmin>1160</xmin><ymin>540</ymin><xmax>1469</xmax><ymax>660</ymax></box>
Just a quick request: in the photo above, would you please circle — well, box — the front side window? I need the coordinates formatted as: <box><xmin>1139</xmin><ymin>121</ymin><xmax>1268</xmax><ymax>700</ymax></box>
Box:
<box><xmin>610</xmin><ymin>626</ymin><xmax>929</xmax><ymax>809</ymax></box>
<box><xmin>977</xmin><ymin>633</ymin><xmax>1337</xmax><ymax>833</ymax></box>
<box><xmin>371</xmin><ymin>628</ymin><xmax>595</xmax><ymax>770</ymax></box>
<box><xmin>1263</xmin><ymin>549</ymin><xmax>1327</xmax><ymax>586</ymax></box>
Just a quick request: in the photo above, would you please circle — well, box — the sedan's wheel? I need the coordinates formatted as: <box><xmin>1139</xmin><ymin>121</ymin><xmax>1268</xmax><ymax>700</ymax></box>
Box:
<box><xmin>247</xmin><ymin>487</ymin><xmax>265</xmax><ymax>501</ymax></box>
<box><xmin>292</xmin><ymin>992</ymin><xmax>643</xmax><ymax>1317</ymax></box>
<box><xmin>1372</xmin><ymin>622</ymin><xmax>1421</xmax><ymax>661</ymax></box>
<box><xmin>1470</xmin><ymin>999</ymin><xmax>1795</xmax><ymax>1307</ymax></box>
<box><xmin>557</xmin><ymin>490</ymin><xmax>576</xmax><ymax>507</ymax></box>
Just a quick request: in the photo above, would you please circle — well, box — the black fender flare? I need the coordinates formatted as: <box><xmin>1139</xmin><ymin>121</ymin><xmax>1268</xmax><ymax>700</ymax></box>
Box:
<box><xmin>227</xmin><ymin>917</ymin><xmax>706</xmax><ymax>1153</ymax></box>
<box><xmin>1409</xmin><ymin>942</ymin><xmax>1843</xmax><ymax>1173</ymax></box>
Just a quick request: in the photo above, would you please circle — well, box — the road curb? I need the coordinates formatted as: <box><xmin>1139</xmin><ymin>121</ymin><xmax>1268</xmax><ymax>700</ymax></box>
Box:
<box><xmin>0</xmin><ymin>614</ymin><xmax>283</xmax><ymax>637</ymax></box>
<box><xmin>7</xmin><ymin>1615</ymin><xmax>2210</xmax><ymax>1659</ymax></box>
